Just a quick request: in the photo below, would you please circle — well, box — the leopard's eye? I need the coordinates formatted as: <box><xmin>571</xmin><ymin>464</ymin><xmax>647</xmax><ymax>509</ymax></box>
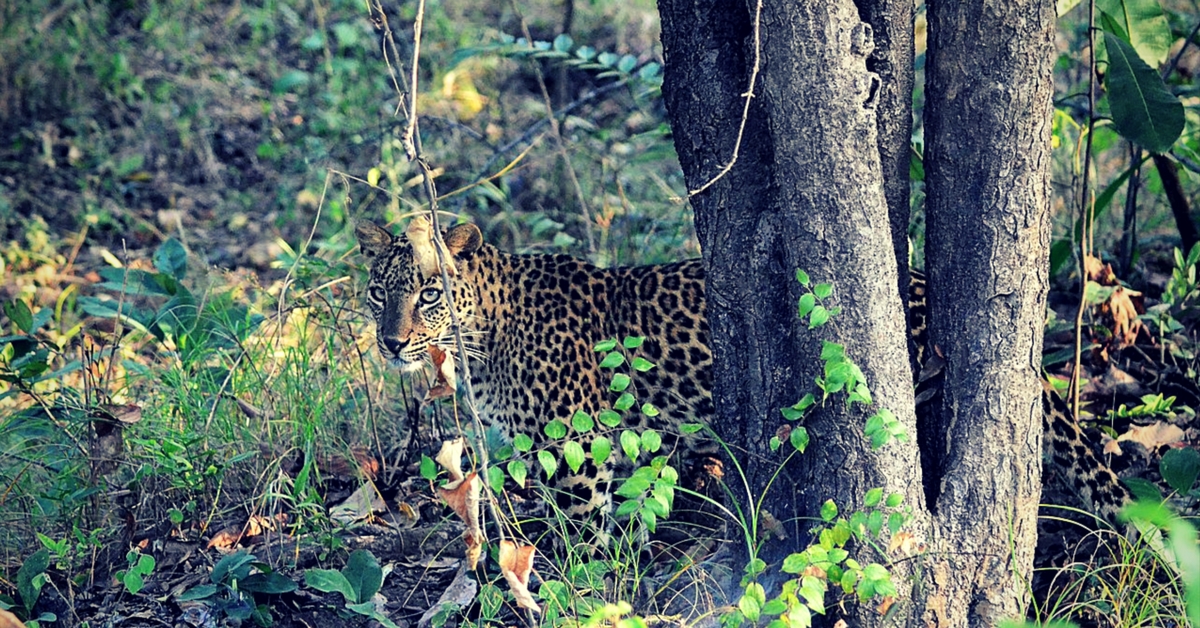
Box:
<box><xmin>419</xmin><ymin>287</ymin><xmax>442</xmax><ymax>305</ymax></box>
<box><xmin>368</xmin><ymin>286</ymin><xmax>387</xmax><ymax>303</ymax></box>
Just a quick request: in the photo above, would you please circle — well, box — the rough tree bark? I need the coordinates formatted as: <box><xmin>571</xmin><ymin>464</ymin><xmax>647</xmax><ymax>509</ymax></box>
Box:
<box><xmin>658</xmin><ymin>0</ymin><xmax>923</xmax><ymax>621</ymax></box>
<box><xmin>659</xmin><ymin>0</ymin><xmax>1056</xmax><ymax>624</ymax></box>
<box><xmin>923</xmin><ymin>0</ymin><xmax>1056</xmax><ymax>623</ymax></box>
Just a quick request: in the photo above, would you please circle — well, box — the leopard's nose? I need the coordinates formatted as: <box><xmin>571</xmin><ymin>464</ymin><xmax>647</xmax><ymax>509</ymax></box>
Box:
<box><xmin>382</xmin><ymin>336</ymin><xmax>406</xmax><ymax>355</ymax></box>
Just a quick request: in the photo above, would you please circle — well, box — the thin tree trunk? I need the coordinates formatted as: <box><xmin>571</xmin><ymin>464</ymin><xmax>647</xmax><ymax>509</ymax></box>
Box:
<box><xmin>923</xmin><ymin>0</ymin><xmax>1055</xmax><ymax>622</ymax></box>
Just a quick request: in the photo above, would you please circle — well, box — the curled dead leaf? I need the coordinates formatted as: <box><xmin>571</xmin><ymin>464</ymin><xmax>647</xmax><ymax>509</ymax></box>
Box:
<box><xmin>498</xmin><ymin>540</ymin><xmax>539</xmax><ymax>613</ymax></box>
<box><xmin>436</xmin><ymin>438</ymin><xmax>466</xmax><ymax>482</ymax></box>
<box><xmin>425</xmin><ymin>345</ymin><xmax>458</xmax><ymax>402</ymax></box>
<box><xmin>439</xmin><ymin>473</ymin><xmax>483</xmax><ymax>569</ymax></box>
<box><xmin>406</xmin><ymin>216</ymin><xmax>456</xmax><ymax>280</ymax></box>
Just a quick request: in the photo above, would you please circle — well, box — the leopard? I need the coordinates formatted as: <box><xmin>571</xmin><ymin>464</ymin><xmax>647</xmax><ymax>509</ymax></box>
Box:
<box><xmin>356</xmin><ymin>219</ymin><xmax>714</xmax><ymax>527</ymax></box>
<box><xmin>356</xmin><ymin>219</ymin><xmax>1130</xmax><ymax>534</ymax></box>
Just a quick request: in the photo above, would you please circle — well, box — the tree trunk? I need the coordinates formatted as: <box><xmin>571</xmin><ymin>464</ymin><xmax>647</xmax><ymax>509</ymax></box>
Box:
<box><xmin>922</xmin><ymin>0</ymin><xmax>1056</xmax><ymax>623</ymax></box>
<box><xmin>660</xmin><ymin>0</ymin><xmax>1057</xmax><ymax>624</ymax></box>
<box><xmin>855</xmin><ymin>0</ymin><xmax>915</xmax><ymax>308</ymax></box>
<box><xmin>659</xmin><ymin>0</ymin><xmax>924</xmax><ymax>620</ymax></box>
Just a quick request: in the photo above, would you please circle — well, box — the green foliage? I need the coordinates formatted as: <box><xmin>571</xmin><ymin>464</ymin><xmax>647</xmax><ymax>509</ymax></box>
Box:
<box><xmin>785</xmin><ymin>270</ymin><xmax>907</xmax><ymax>449</ymax></box>
<box><xmin>115</xmin><ymin>549</ymin><xmax>156</xmax><ymax>595</ymax></box>
<box><xmin>1101</xmin><ymin>32</ymin><xmax>1184</xmax><ymax>153</ymax></box>
<box><xmin>0</xmin><ymin>549</ymin><xmax>56</xmax><ymax>627</ymax></box>
<box><xmin>304</xmin><ymin>549</ymin><xmax>398</xmax><ymax>627</ymax></box>
<box><xmin>179</xmin><ymin>550</ymin><xmax>298</xmax><ymax>627</ymax></box>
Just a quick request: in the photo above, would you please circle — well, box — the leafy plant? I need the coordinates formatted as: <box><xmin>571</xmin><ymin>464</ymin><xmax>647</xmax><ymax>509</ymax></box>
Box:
<box><xmin>114</xmin><ymin>548</ymin><xmax>156</xmax><ymax>595</ymax></box>
<box><xmin>0</xmin><ymin>549</ymin><xmax>57</xmax><ymax>627</ymax></box>
<box><xmin>177</xmin><ymin>550</ymin><xmax>297</xmax><ymax>627</ymax></box>
<box><xmin>304</xmin><ymin>549</ymin><xmax>398</xmax><ymax>628</ymax></box>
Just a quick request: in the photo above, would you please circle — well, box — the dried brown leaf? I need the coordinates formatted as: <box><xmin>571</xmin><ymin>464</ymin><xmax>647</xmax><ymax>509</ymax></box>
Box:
<box><xmin>425</xmin><ymin>345</ymin><xmax>458</xmax><ymax>402</ymax></box>
<box><xmin>405</xmin><ymin>216</ymin><xmax>456</xmax><ymax>280</ymax></box>
<box><xmin>0</xmin><ymin>609</ymin><xmax>26</xmax><ymax>628</ymax></box>
<box><xmin>436</xmin><ymin>438</ymin><xmax>466</xmax><ymax>482</ymax></box>
<box><xmin>1118</xmin><ymin>421</ymin><xmax>1185</xmax><ymax>450</ymax></box>
<box><xmin>498</xmin><ymin>540</ymin><xmax>539</xmax><ymax>613</ymax></box>
<box><xmin>439</xmin><ymin>472</ymin><xmax>482</xmax><ymax>569</ymax></box>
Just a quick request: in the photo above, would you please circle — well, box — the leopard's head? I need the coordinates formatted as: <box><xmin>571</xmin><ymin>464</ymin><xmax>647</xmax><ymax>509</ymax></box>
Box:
<box><xmin>355</xmin><ymin>219</ymin><xmax>483</xmax><ymax>371</ymax></box>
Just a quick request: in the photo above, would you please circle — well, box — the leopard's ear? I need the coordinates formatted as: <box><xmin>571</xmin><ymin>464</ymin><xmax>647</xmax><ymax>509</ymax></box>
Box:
<box><xmin>355</xmin><ymin>221</ymin><xmax>394</xmax><ymax>258</ymax></box>
<box><xmin>445</xmin><ymin>223</ymin><xmax>483</xmax><ymax>257</ymax></box>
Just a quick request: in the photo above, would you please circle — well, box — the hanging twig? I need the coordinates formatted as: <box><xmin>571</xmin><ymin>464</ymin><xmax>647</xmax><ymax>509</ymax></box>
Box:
<box><xmin>1071</xmin><ymin>0</ymin><xmax>1099</xmax><ymax>420</ymax></box>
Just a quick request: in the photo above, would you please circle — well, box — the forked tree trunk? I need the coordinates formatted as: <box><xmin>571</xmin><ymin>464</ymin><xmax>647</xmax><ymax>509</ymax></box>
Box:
<box><xmin>659</xmin><ymin>0</ymin><xmax>923</xmax><ymax>623</ymax></box>
<box><xmin>659</xmin><ymin>0</ymin><xmax>1055</xmax><ymax>624</ymax></box>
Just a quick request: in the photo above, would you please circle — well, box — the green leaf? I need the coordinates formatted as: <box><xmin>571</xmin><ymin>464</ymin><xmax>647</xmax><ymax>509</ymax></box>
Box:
<box><xmin>769</xmin><ymin>436</ymin><xmax>781</xmax><ymax>452</ymax></box>
<box><xmin>680</xmin><ymin>423</ymin><xmax>704</xmax><ymax>434</ymax></box>
<box><xmin>620</xmin><ymin>430</ymin><xmax>640</xmax><ymax>461</ymax></box>
<box><xmin>640</xmin><ymin>429</ymin><xmax>662</xmax><ymax>452</ymax></box>
<box><xmin>631</xmin><ymin>357</ymin><xmax>655</xmax><ymax>372</ymax></box>
<box><xmin>641</xmin><ymin>402</ymin><xmax>660</xmax><ymax>417</ymax></box>
<box><xmin>598</xmin><ymin>409</ymin><xmax>622</xmax><ymax>427</ymax></box>
<box><xmin>419</xmin><ymin>455</ymin><xmax>437</xmax><ymax>481</ymax></box>
<box><xmin>593</xmin><ymin>339</ymin><xmax>618</xmax><ymax>352</ymax></box>
<box><xmin>1097</xmin><ymin>0</ymin><xmax>1172</xmax><ymax>66</ymax></box>
<box><xmin>622</xmin><ymin>336</ymin><xmax>645</xmax><ymax>349</ymax></box>
<box><xmin>1160</xmin><ymin>447</ymin><xmax>1200</xmax><ymax>494</ymax></box>
<box><xmin>820</xmin><ymin>341</ymin><xmax>845</xmax><ymax>361</ymax></box>
<box><xmin>240</xmin><ymin>572</ymin><xmax>298</xmax><ymax>595</ymax></box>
<box><xmin>123</xmin><ymin>571</ymin><xmax>144</xmax><ymax>595</ymax></box>
<box><xmin>4</xmin><ymin>300</ymin><xmax>32</xmax><ymax>333</ymax></box>
<box><xmin>609</xmin><ymin>373</ymin><xmax>631</xmax><ymax>392</ymax></box>
<box><xmin>513</xmin><ymin>433</ymin><xmax>534</xmax><ymax>452</ymax></box>
<box><xmin>344</xmin><ymin>549</ymin><xmax>383</xmax><ymax>603</ymax></box>
<box><xmin>552</xmin><ymin>33</ymin><xmax>573</xmax><ymax>52</ymax></box>
<box><xmin>617</xmin><ymin>54</ymin><xmax>637</xmax><ymax>73</ymax></box>
<box><xmin>507</xmin><ymin>460</ymin><xmax>528</xmax><ymax>487</ymax></box>
<box><xmin>864</xmin><ymin>487</ymin><xmax>883</xmax><ymax>508</ymax></box>
<box><xmin>1103</xmin><ymin>32</ymin><xmax>1184</xmax><ymax>153</ymax></box>
<box><xmin>820</xmin><ymin>500</ymin><xmax>838</xmax><ymax>522</ymax></box>
<box><xmin>599</xmin><ymin>352</ymin><xmax>626</xmax><ymax>369</ymax></box>
<box><xmin>885</xmin><ymin>492</ymin><xmax>904</xmax><ymax>508</ymax></box>
<box><xmin>176</xmin><ymin>583</ymin><xmax>218</xmax><ymax>601</ymax></box>
<box><xmin>304</xmin><ymin>569</ymin><xmax>356</xmax><ymax>603</ymax></box>
<box><xmin>795</xmin><ymin>269</ymin><xmax>810</xmax><ymax>286</ymax></box>
<box><xmin>153</xmin><ymin>238</ymin><xmax>188</xmax><ymax>279</ymax></box>
<box><xmin>813</xmin><ymin>283</ymin><xmax>833</xmax><ymax>299</ymax></box>
<box><xmin>790</xmin><ymin>426</ymin><xmax>809</xmax><ymax>452</ymax></box>
<box><xmin>544</xmin><ymin>419</ymin><xmax>568</xmax><ymax>439</ymax></box>
<box><xmin>487</xmin><ymin>465</ymin><xmax>505</xmax><ymax>494</ymax></box>
<box><xmin>613</xmin><ymin>392</ymin><xmax>635</xmax><ymax>411</ymax></box>
<box><xmin>809</xmin><ymin>305</ymin><xmax>830</xmax><ymax>329</ymax></box>
<box><xmin>797</xmin><ymin>293</ymin><xmax>815</xmax><ymax>319</ymax></box>
<box><xmin>591</xmin><ymin>437</ymin><xmax>612</xmax><ymax>465</ymax></box>
<box><xmin>563</xmin><ymin>441</ymin><xmax>586</xmax><ymax>473</ymax></box>
<box><xmin>571</xmin><ymin>410</ymin><xmax>595</xmax><ymax>433</ymax></box>
<box><xmin>538</xmin><ymin>450</ymin><xmax>558</xmax><ymax>478</ymax></box>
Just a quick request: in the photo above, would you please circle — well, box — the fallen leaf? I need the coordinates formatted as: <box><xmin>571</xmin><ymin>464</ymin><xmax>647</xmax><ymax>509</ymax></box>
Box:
<box><xmin>417</xmin><ymin>564</ymin><xmax>477</xmax><ymax>628</ymax></box>
<box><xmin>498</xmin><ymin>540</ymin><xmax>539</xmax><ymax>613</ymax></box>
<box><xmin>330</xmin><ymin>483</ymin><xmax>387</xmax><ymax>525</ymax></box>
<box><xmin>206</xmin><ymin>514</ymin><xmax>288</xmax><ymax>551</ymax></box>
<box><xmin>0</xmin><ymin>608</ymin><xmax>26</xmax><ymax>628</ymax></box>
<box><xmin>436</xmin><ymin>438</ymin><xmax>466</xmax><ymax>482</ymax></box>
<box><xmin>1118</xmin><ymin>421</ymin><xmax>1185</xmax><ymax>450</ymax></box>
<box><xmin>439</xmin><ymin>472</ymin><xmax>482</xmax><ymax>569</ymax></box>
<box><xmin>405</xmin><ymin>216</ymin><xmax>456</xmax><ymax>280</ymax></box>
<box><xmin>877</xmin><ymin>596</ymin><xmax>896</xmax><ymax>615</ymax></box>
